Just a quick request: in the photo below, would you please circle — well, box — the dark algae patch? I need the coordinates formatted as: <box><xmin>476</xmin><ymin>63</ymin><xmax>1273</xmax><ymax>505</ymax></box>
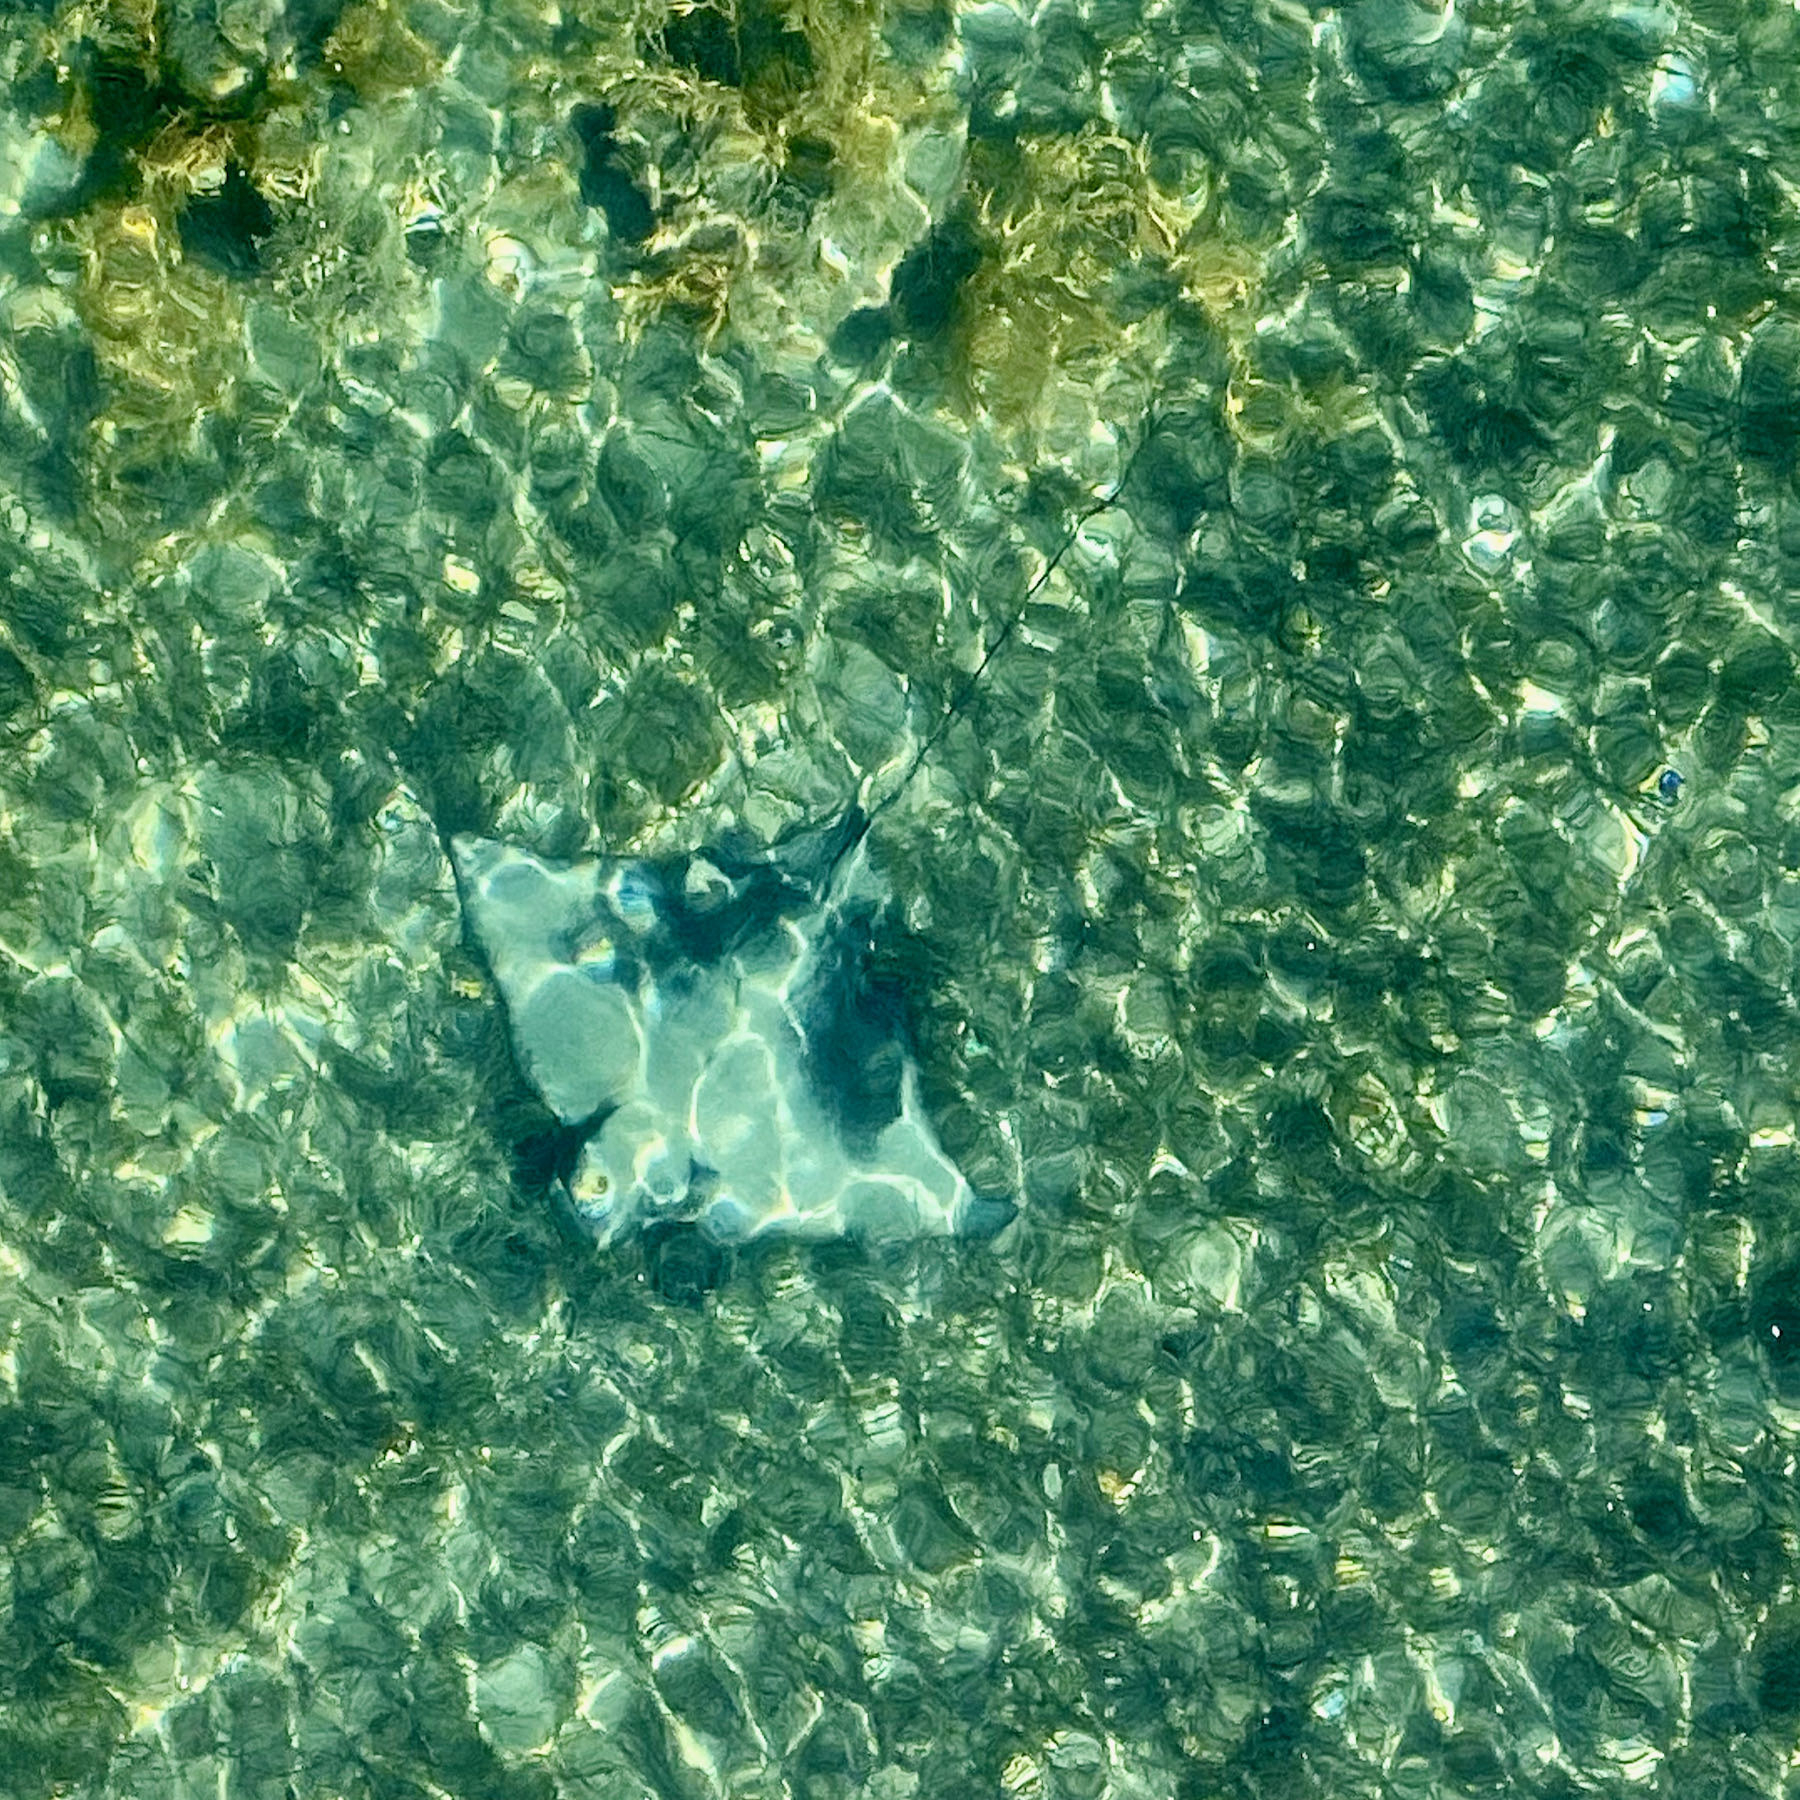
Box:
<box><xmin>177</xmin><ymin>161</ymin><xmax>276</xmax><ymax>278</ymax></box>
<box><xmin>571</xmin><ymin>102</ymin><xmax>655</xmax><ymax>247</ymax></box>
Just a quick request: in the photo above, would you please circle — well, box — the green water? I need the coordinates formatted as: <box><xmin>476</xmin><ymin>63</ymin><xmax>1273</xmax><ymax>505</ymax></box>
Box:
<box><xmin>3</xmin><ymin>0</ymin><xmax>1800</xmax><ymax>1794</ymax></box>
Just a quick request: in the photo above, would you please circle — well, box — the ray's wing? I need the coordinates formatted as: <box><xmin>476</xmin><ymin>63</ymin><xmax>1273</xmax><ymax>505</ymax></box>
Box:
<box><xmin>451</xmin><ymin>832</ymin><xmax>1008</xmax><ymax>1246</ymax></box>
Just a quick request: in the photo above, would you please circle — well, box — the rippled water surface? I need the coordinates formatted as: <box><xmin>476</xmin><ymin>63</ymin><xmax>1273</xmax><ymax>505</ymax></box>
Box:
<box><xmin>3</xmin><ymin>0</ymin><xmax>1800</xmax><ymax>1793</ymax></box>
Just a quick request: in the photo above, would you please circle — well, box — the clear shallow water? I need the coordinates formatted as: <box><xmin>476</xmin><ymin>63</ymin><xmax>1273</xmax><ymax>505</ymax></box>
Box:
<box><xmin>3</xmin><ymin>0</ymin><xmax>1800</xmax><ymax>1795</ymax></box>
